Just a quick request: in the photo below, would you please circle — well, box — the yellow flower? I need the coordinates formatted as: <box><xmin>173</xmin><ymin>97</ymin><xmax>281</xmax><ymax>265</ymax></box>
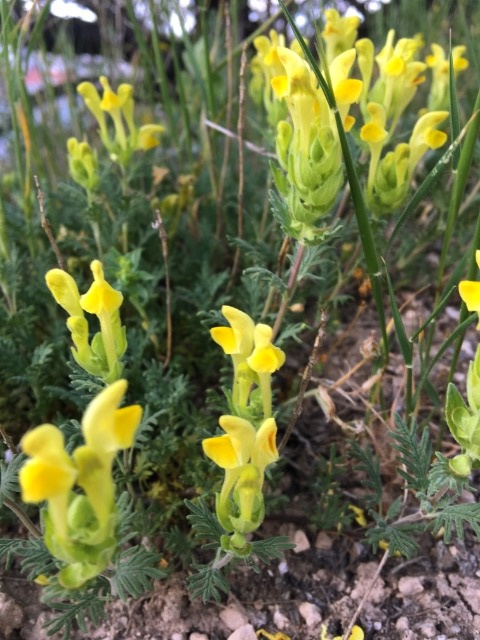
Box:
<box><xmin>321</xmin><ymin>8</ymin><xmax>360</xmax><ymax>64</ymax></box>
<box><xmin>425</xmin><ymin>43</ymin><xmax>469</xmax><ymax>110</ymax></box>
<box><xmin>203</xmin><ymin>415</ymin><xmax>279</xmax><ymax>533</ymax></box>
<box><xmin>81</xmin><ymin>379</ymin><xmax>142</xmax><ymax>457</ymax></box>
<box><xmin>77</xmin><ymin>80</ymin><xmax>108</xmax><ymax>140</ymax></box>
<box><xmin>136</xmin><ymin>124</ymin><xmax>165</xmax><ymax>151</ymax></box>
<box><xmin>247</xmin><ymin>324</ymin><xmax>285</xmax><ymax>374</ymax></box>
<box><xmin>99</xmin><ymin>77</ymin><xmax>133</xmax><ymax>112</ymax></box>
<box><xmin>329</xmin><ymin>49</ymin><xmax>363</xmax><ymax>132</ymax></box>
<box><xmin>320</xmin><ymin>624</ymin><xmax>364</xmax><ymax>640</ymax></box>
<box><xmin>78</xmin><ymin>379</ymin><xmax>142</xmax><ymax>528</ymax></box>
<box><xmin>203</xmin><ymin>415</ymin><xmax>278</xmax><ymax>478</ymax></box>
<box><xmin>210</xmin><ymin>305</ymin><xmax>255</xmax><ymax>358</ymax></box>
<box><xmin>372</xmin><ymin>30</ymin><xmax>426</xmax><ymax>132</ymax></box>
<box><xmin>360</xmin><ymin>102</ymin><xmax>389</xmax><ymax>195</ymax></box>
<box><xmin>459</xmin><ymin>250</ymin><xmax>480</xmax><ymax>328</ymax></box>
<box><xmin>20</xmin><ymin>425</ymin><xmax>76</xmax><ymax>502</ymax></box>
<box><xmin>407</xmin><ymin>110</ymin><xmax>448</xmax><ymax>177</ymax></box>
<box><xmin>45</xmin><ymin>269</ymin><xmax>84</xmax><ymax>317</ymax></box>
<box><xmin>20</xmin><ymin>425</ymin><xmax>77</xmax><ymax>539</ymax></box>
<box><xmin>80</xmin><ymin>260</ymin><xmax>123</xmax><ymax>316</ymax></box>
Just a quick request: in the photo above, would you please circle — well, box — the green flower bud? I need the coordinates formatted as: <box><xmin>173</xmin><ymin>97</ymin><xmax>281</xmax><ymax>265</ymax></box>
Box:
<box><xmin>449</xmin><ymin>454</ymin><xmax>472</xmax><ymax>477</ymax></box>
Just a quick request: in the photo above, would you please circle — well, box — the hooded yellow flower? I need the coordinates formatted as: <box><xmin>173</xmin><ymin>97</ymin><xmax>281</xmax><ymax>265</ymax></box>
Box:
<box><xmin>459</xmin><ymin>251</ymin><xmax>480</xmax><ymax>328</ymax></box>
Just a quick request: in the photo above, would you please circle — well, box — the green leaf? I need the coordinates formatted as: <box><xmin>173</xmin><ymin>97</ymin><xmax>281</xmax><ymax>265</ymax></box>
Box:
<box><xmin>250</xmin><ymin>536</ymin><xmax>295</xmax><ymax>565</ymax></box>
<box><xmin>383</xmin><ymin>261</ymin><xmax>411</xmax><ymax>366</ymax></box>
<box><xmin>185</xmin><ymin>497</ymin><xmax>226</xmax><ymax>544</ymax></box>
<box><xmin>390</xmin><ymin>415</ymin><xmax>432</xmax><ymax>494</ymax></box>
<box><xmin>187</xmin><ymin>562</ymin><xmax>229</xmax><ymax>603</ymax></box>
<box><xmin>0</xmin><ymin>453</ymin><xmax>24</xmax><ymax>505</ymax></box>
<box><xmin>431</xmin><ymin>503</ymin><xmax>480</xmax><ymax>543</ymax></box>
<box><xmin>111</xmin><ymin>546</ymin><xmax>166</xmax><ymax>601</ymax></box>
<box><xmin>449</xmin><ymin>37</ymin><xmax>461</xmax><ymax>169</ymax></box>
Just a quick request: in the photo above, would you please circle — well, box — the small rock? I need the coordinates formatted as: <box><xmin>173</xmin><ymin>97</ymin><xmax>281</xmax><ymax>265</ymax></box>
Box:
<box><xmin>0</xmin><ymin>593</ymin><xmax>24</xmax><ymax>638</ymax></box>
<box><xmin>298</xmin><ymin>602</ymin><xmax>322</xmax><ymax>628</ymax></box>
<box><xmin>226</xmin><ymin>624</ymin><xmax>257</xmax><ymax>640</ymax></box>
<box><xmin>220</xmin><ymin>606</ymin><xmax>248</xmax><ymax>631</ymax></box>
<box><xmin>278</xmin><ymin>560</ymin><xmax>289</xmax><ymax>575</ymax></box>
<box><xmin>315</xmin><ymin>532</ymin><xmax>333</xmax><ymax>550</ymax></box>
<box><xmin>171</xmin><ymin>634</ymin><xmax>184</xmax><ymax>640</ymax></box>
<box><xmin>414</xmin><ymin>622</ymin><xmax>436</xmax><ymax>638</ymax></box>
<box><xmin>373</xmin><ymin>621</ymin><xmax>382</xmax><ymax>631</ymax></box>
<box><xmin>398</xmin><ymin>576</ymin><xmax>424</xmax><ymax>597</ymax></box>
<box><xmin>273</xmin><ymin>607</ymin><xmax>289</xmax><ymax>630</ymax></box>
<box><xmin>351</xmin><ymin>562</ymin><xmax>386</xmax><ymax>604</ymax></box>
<box><xmin>396</xmin><ymin>616</ymin><xmax>410</xmax><ymax>631</ymax></box>
<box><xmin>293</xmin><ymin>529</ymin><xmax>310</xmax><ymax>553</ymax></box>
<box><xmin>189</xmin><ymin>634</ymin><xmax>208</xmax><ymax>640</ymax></box>
<box><xmin>401</xmin><ymin>632</ymin><xmax>415</xmax><ymax>640</ymax></box>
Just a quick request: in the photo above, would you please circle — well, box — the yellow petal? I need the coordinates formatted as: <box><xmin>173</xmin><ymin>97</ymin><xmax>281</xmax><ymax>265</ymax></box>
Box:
<box><xmin>19</xmin><ymin>458</ymin><xmax>76</xmax><ymax>503</ymax></box>
<box><xmin>247</xmin><ymin>344</ymin><xmax>285</xmax><ymax>373</ymax></box>
<box><xmin>360</xmin><ymin>122</ymin><xmax>388</xmax><ymax>143</ymax></box>
<box><xmin>45</xmin><ymin>269</ymin><xmax>83</xmax><ymax>317</ymax></box>
<box><xmin>459</xmin><ymin>281</ymin><xmax>480</xmax><ymax>312</ymax></box>
<box><xmin>137</xmin><ymin>124</ymin><xmax>165</xmax><ymax>151</ymax></box>
<box><xmin>82</xmin><ymin>379</ymin><xmax>128</xmax><ymax>450</ymax></box>
<box><xmin>77</xmin><ymin>81</ymin><xmax>101</xmax><ymax>105</ymax></box>
<box><xmin>219</xmin><ymin>414</ymin><xmax>257</xmax><ymax>464</ymax></box>
<box><xmin>425</xmin><ymin>129</ymin><xmax>447</xmax><ymax>149</ymax></box>
<box><xmin>210</xmin><ymin>326</ymin><xmax>238</xmax><ymax>354</ymax></box>
<box><xmin>80</xmin><ymin>260</ymin><xmax>123</xmax><ymax>315</ymax></box>
<box><xmin>112</xmin><ymin>405</ymin><xmax>143</xmax><ymax>449</ymax></box>
<box><xmin>475</xmin><ymin>250</ymin><xmax>480</xmax><ymax>270</ymax></box>
<box><xmin>334</xmin><ymin>78</ymin><xmax>363</xmax><ymax>105</ymax></box>
<box><xmin>202</xmin><ymin>434</ymin><xmax>242</xmax><ymax>468</ymax></box>
<box><xmin>252</xmin><ymin>418</ymin><xmax>279</xmax><ymax>469</ymax></box>
<box><xmin>21</xmin><ymin>424</ymin><xmax>66</xmax><ymax>458</ymax></box>
<box><xmin>221</xmin><ymin>306</ymin><xmax>255</xmax><ymax>357</ymax></box>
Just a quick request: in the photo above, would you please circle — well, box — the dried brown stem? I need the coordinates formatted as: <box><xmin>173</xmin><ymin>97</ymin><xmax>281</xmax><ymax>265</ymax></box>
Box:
<box><xmin>229</xmin><ymin>44</ymin><xmax>247</xmax><ymax>285</ymax></box>
<box><xmin>215</xmin><ymin>3</ymin><xmax>234</xmax><ymax>240</ymax></box>
<box><xmin>153</xmin><ymin>211</ymin><xmax>172</xmax><ymax>368</ymax></box>
<box><xmin>279</xmin><ymin>310</ymin><xmax>327</xmax><ymax>453</ymax></box>
<box><xmin>342</xmin><ymin>549</ymin><xmax>389</xmax><ymax>640</ymax></box>
<box><xmin>34</xmin><ymin>176</ymin><xmax>66</xmax><ymax>271</ymax></box>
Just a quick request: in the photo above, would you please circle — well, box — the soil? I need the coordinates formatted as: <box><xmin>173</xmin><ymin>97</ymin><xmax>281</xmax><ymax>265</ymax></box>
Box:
<box><xmin>2</xmin><ymin>294</ymin><xmax>480</xmax><ymax>640</ymax></box>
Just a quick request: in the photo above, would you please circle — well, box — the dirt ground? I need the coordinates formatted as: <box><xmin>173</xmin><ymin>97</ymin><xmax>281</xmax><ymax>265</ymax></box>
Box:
<box><xmin>2</xmin><ymin>295</ymin><xmax>480</xmax><ymax>640</ymax></box>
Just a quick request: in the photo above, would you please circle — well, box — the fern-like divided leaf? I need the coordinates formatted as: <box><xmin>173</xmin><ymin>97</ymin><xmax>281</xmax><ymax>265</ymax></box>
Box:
<box><xmin>185</xmin><ymin>497</ymin><xmax>226</xmax><ymax>544</ymax></box>
<box><xmin>350</xmin><ymin>442</ymin><xmax>383</xmax><ymax>509</ymax></box>
<box><xmin>42</xmin><ymin>587</ymin><xmax>107</xmax><ymax>640</ymax></box>
<box><xmin>390</xmin><ymin>414</ymin><xmax>432</xmax><ymax>494</ymax></box>
<box><xmin>431</xmin><ymin>503</ymin><xmax>480</xmax><ymax>544</ymax></box>
<box><xmin>0</xmin><ymin>538</ymin><xmax>25</xmax><ymax>570</ymax></box>
<box><xmin>187</xmin><ymin>562</ymin><xmax>229</xmax><ymax>603</ymax></box>
<box><xmin>111</xmin><ymin>545</ymin><xmax>166</xmax><ymax>600</ymax></box>
<box><xmin>15</xmin><ymin>538</ymin><xmax>58</xmax><ymax>581</ymax></box>
<box><xmin>0</xmin><ymin>453</ymin><xmax>24</xmax><ymax>504</ymax></box>
<box><xmin>366</xmin><ymin>512</ymin><xmax>421</xmax><ymax>559</ymax></box>
<box><xmin>250</xmin><ymin>536</ymin><xmax>295</xmax><ymax>565</ymax></box>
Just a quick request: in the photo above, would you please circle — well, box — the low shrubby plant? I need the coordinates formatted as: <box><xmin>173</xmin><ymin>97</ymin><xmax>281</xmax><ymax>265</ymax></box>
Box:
<box><xmin>0</xmin><ymin>1</ymin><xmax>479</xmax><ymax>637</ymax></box>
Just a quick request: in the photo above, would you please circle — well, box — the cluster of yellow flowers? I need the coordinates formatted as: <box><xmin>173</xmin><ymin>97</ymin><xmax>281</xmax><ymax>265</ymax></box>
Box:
<box><xmin>204</xmin><ymin>306</ymin><xmax>285</xmax><ymax>550</ymax></box>
<box><xmin>19</xmin><ymin>380</ymin><xmax>142</xmax><ymax>588</ymax></box>
<box><xmin>68</xmin><ymin>76</ymin><xmax>165</xmax><ymax>179</ymax></box>
<box><xmin>250</xmin><ymin>9</ymin><xmax>469</xmax><ymax>223</ymax></box>
<box><xmin>45</xmin><ymin>260</ymin><xmax>126</xmax><ymax>383</ymax></box>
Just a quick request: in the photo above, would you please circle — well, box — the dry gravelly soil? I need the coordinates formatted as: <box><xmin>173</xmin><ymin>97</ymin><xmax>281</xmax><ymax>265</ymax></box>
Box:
<box><xmin>1</xmin><ymin>295</ymin><xmax>480</xmax><ymax>640</ymax></box>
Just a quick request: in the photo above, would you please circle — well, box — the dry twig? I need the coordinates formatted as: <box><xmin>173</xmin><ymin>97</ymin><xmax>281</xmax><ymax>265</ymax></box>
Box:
<box><xmin>34</xmin><ymin>175</ymin><xmax>66</xmax><ymax>270</ymax></box>
<box><xmin>279</xmin><ymin>310</ymin><xmax>327</xmax><ymax>452</ymax></box>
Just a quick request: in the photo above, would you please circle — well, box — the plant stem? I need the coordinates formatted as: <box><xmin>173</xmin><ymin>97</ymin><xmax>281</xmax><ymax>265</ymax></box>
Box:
<box><xmin>271</xmin><ymin>242</ymin><xmax>305</xmax><ymax>341</ymax></box>
<box><xmin>3</xmin><ymin>497</ymin><xmax>42</xmax><ymax>539</ymax></box>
